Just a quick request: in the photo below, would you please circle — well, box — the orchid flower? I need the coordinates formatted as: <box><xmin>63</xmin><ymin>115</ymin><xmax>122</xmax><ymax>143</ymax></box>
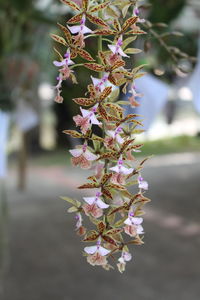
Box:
<box><xmin>80</xmin><ymin>104</ymin><xmax>101</xmax><ymax>126</ymax></box>
<box><xmin>91</xmin><ymin>74</ymin><xmax>109</xmax><ymax>92</ymax></box>
<box><xmin>128</xmin><ymin>83</ymin><xmax>142</xmax><ymax>107</ymax></box>
<box><xmin>109</xmin><ymin>156</ymin><xmax>134</xmax><ymax>175</ymax></box>
<box><xmin>83</xmin><ymin>192</ymin><xmax>109</xmax><ymax>209</ymax></box>
<box><xmin>69</xmin><ymin>144</ymin><xmax>98</xmax><ymax>169</ymax></box>
<box><xmin>84</xmin><ymin>239</ymin><xmax>111</xmax><ymax>266</ymax></box>
<box><xmin>73</xmin><ymin>104</ymin><xmax>101</xmax><ymax>133</ymax></box>
<box><xmin>53</xmin><ymin>49</ymin><xmax>74</xmax><ymax>68</ymax></box>
<box><xmin>124</xmin><ymin>212</ymin><xmax>144</xmax><ymax>237</ymax></box>
<box><xmin>68</xmin><ymin>15</ymin><xmax>92</xmax><ymax>35</ymax></box>
<box><xmin>133</xmin><ymin>6</ymin><xmax>145</xmax><ymax>23</ymax></box>
<box><xmin>138</xmin><ymin>176</ymin><xmax>148</xmax><ymax>191</ymax></box>
<box><xmin>108</xmin><ymin>36</ymin><xmax>129</xmax><ymax>57</ymax></box>
<box><xmin>82</xmin><ymin>202</ymin><xmax>103</xmax><ymax>218</ymax></box>
<box><xmin>75</xmin><ymin>213</ymin><xmax>86</xmax><ymax>236</ymax></box>
<box><xmin>117</xmin><ymin>251</ymin><xmax>132</xmax><ymax>273</ymax></box>
<box><xmin>107</xmin><ymin>126</ymin><xmax>124</xmax><ymax>144</ymax></box>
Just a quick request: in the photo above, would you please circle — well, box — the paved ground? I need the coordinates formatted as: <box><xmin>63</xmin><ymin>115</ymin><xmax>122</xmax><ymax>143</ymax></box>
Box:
<box><xmin>1</xmin><ymin>152</ymin><xmax>200</xmax><ymax>300</ymax></box>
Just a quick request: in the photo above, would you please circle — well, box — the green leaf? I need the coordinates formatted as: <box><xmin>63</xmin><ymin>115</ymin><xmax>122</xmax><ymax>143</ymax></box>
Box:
<box><xmin>89</xmin><ymin>216</ymin><xmax>100</xmax><ymax>225</ymax></box>
<box><xmin>124</xmin><ymin>48</ymin><xmax>142</xmax><ymax>54</ymax></box>
<box><xmin>67</xmin><ymin>206</ymin><xmax>78</xmax><ymax>213</ymax></box>
<box><xmin>114</xmin><ymin>216</ymin><xmax>127</xmax><ymax>227</ymax></box>
<box><xmin>60</xmin><ymin>196</ymin><xmax>81</xmax><ymax>207</ymax></box>
<box><xmin>122</xmin><ymin>36</ymin><xmax>137</xmax><ymax>49</ymax></box>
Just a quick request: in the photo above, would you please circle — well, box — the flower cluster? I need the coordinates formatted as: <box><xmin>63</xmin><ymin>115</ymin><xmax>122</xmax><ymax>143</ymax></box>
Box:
<box><xmin>52</xmin><ymin>0</ymin><xmax>151</xmax><ymax>272</ymax></box>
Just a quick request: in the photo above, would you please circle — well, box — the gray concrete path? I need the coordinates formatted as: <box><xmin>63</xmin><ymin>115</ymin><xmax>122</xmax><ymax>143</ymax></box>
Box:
<box><xmin>2</xmin><ymin>152</ymin><xmax>200</xmax><ymax>300</ymax></box>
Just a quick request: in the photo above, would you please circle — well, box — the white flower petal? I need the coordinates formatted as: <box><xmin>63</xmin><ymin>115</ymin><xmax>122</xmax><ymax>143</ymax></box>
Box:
<box><xmin>67</xmin><ymin>58</ymin><xmax>74</xmax><ymax>65</ymax></box>
<box><xmin>67</xmin><ymin>25</ymin><xmax>81</xmax><ymax>34</ymax></box>
<box><xmin>118</xmin><ymin>47</ymin><xmax>129</xmax><ymax>57</ymax></box>
<box><xmin>91</xmin><ymin>76</ymin><xmax>101</xmax><ymax>87</ymax></box>
<box><xmin>69</xmin><ymin>148</ymin><xmax>83</xmax><ymax>157</ymax></box>
<box><xmin>116</xmin><ymin>135</ymin><xmax>124</xmax><ymax>144</ymax></box>
<box><xmin>109</xmin><ymin>165</ymin><xmax>120</xmax><ymax>173</ymax></box>
<box><xmin>53</xmin><ymin>60</ymin><xmax>66</xmax><ymax>67</ymax></box>
<box><xmin>123</xmin><ymin>252</ymin><xmax>132</xmax><ymax>262</ymax></box>
<box><xmin>139</xmin><ymin>180</ymin><xmax>148</xmax><ymax>190</ymax></box>
<box><xmin>84</xmin><ymin>245</ymin><xmax>97</xmax><ymax>254</ymax></box>
<box><xmin>120</xmin><ymin>166</ymin><xmax>134</xmax><ymax>175</ymax></box>
<box><xmin>132</xmin><ymin>217</ymin><xmax>143</xmax><ymax>225</ymax></box>
<box><xmin>84</xmin><ymin>150</ymin><xmax>98</xmax><ymax>161</ymax></box>
<box><xmin>80</xmin><ymin>107</ymin><xmax>90</xmax><ymax>118</ymax></box>
<box><xmin>107</xmin><ymin>130</ymin><xmax>115</xmax><ymax>138</ymax></box>
<box><xmin>124</xmin><ymin>218</ymin><xmax>132</xmax><ymax>226</ymax></box>
<box><xmin>83</xmin><ymin>197</ymin><xmax>95</xmax><ymax>205</ymax></box>
<box><xmin>90</xmin><ymin>114</ymin><xmax>101</xmax><ymax>125</ymax></box>
<box><xmin>108</xmin><ymin>44</ymin><xmax>117</xmax><ymax>54</ymax></box>
<box><xmin>96</xmin><ymin>199</ymin><xmax>109</xmax><ymax>209</ymax></box>
<box><xmin>81</xmin><ymin>25</ymin><xmax>92</xmax><ymax>34</ymax></box>
<box><xmin>98</xmin><ymin>246</ymin><xmax>110</xmax><ymax>256</ymax></box>
<box><xmin>137</xmin><ymin>225</ymin><xmax>144</xmax><ymax>234</ymax></box>
<box><xmin>118</xmin><ymin>257</ymin><xmax>125</xmax><ymax>264</ymax></box>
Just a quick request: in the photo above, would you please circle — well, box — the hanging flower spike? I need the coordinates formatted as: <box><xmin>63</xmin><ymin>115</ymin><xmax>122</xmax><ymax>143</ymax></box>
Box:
<box><xmin>69</xmin><ymin>144</ymin><xmax>98</xmax><ymax>169</ymax></box>
<box><xmin>108</xmin><ymin>36</ymin><xmax>129</xmax><ymax>58</ymax></box>
<box><xmin>138</xmin><ymin>175</ymin><xmax>148</xmax><ymax>191</ymax></box>
<box><xmin>83</xmin><ymin>192</ymin><xmax>109</xmax><ymax>209</ymax></box>
<box><xmin>52</xmin><ymin>0</ymin><xmax>155</xmax><ymax>272</ymax></box>
<box><xmin>109</xmin><ymin>156</ymin><xmax>134</xmax><ymax>175</ymax></box>
<box><xmin>117</xmin><ymin>251</ymin><xmax>132</xmax><ymax>273</ymax></box>
<box><xmin>124</xmin><ymin>212</ymin><xmax>144</xmax><ymax>237</ymax></box>
<box><xmin>84</xmin><ymin>239</ymin><xmax>111</xmax><ymax>266</ymax></box>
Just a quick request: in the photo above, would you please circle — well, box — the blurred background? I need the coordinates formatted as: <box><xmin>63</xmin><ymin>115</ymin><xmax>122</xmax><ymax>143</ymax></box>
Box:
<box><xmin>0</xmin><ymin>0</ymin><xmax>200</xmax><ymax>299</ymax></box>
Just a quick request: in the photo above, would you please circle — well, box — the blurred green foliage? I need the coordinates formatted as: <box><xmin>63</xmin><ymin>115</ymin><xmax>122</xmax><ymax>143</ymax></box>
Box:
<box><xmin>0</xmin><ymin>0</ymin><xmax>54</xmax><ymax>111</ymax></box>
<box><xmin>149</xmin><ymin>0</ymin><xmax>186</xmax><ymax>23</ymax></box>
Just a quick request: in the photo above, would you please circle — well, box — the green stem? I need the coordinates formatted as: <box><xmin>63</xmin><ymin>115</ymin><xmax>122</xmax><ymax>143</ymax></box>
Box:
<box><xmin>98</xmin><ymin>1</ymin><xmax>108</xmax><ymax>174</ymax></box>
<box><xmin>70</xmin><ymin>63</ymin><xmax>84</xmax><ymax>69</ymax></box>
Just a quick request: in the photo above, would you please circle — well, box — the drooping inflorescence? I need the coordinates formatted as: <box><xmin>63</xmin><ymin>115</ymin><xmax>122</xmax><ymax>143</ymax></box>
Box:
<box><xmin>51</xmin><ymin>0</ymin><xmax>151</xmax><ymax>272</ymax></box>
